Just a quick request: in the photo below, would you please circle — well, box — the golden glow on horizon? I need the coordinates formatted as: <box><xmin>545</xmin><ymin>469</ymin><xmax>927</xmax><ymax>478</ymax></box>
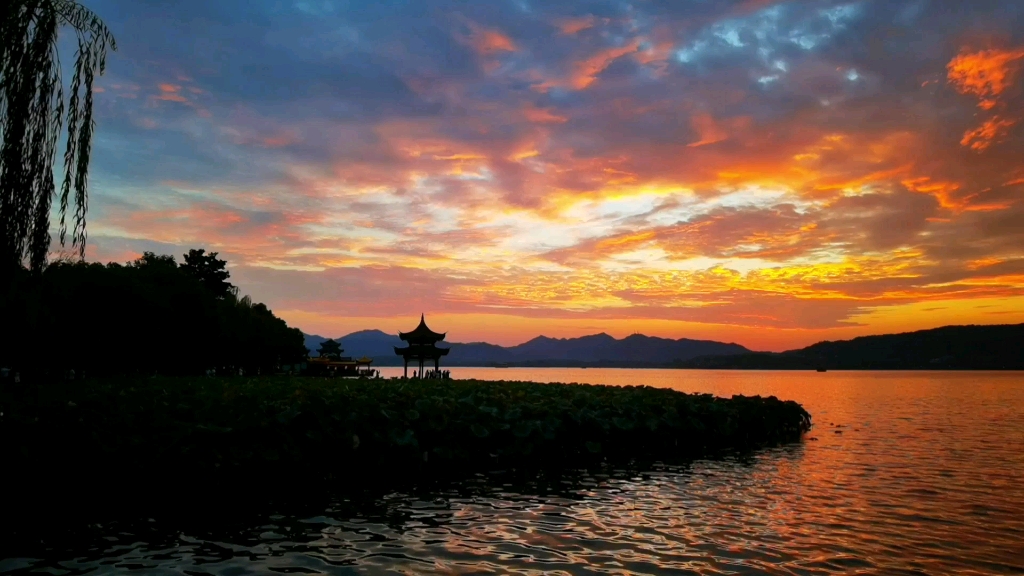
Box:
<box><xmin>278</xmin><ymin>296</ymin><xmax>1024</xmax><ymax>352</ymax></box>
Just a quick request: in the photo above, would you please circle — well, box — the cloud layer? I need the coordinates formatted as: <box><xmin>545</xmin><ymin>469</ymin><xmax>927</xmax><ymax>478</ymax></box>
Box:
<box><xmin>78</xmin><ymin>0</ymin><xmax>1024</xmax><ymax>349</ymax></box>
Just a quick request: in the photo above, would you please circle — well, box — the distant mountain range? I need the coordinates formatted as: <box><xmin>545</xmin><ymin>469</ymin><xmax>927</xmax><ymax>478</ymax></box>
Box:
<box><xmin>302</xmin><ymin>330</ymin><xmax>749</xmax><ymax>367</ymax></box>
<box><xmin>303</xmin><ymin>323</ymin><xmax>1024</xmax><ymax>370</ymax></box>
<box><xmin>679</xmin><ymin>324</ymin><xmax>1024</xmax><ymax>370</ymax></box>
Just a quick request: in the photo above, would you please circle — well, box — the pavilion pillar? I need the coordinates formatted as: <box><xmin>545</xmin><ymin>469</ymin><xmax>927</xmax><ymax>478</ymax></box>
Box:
<box><xmin>434</xmin><ymin>358</ymin><xmax>439</xmax><ymax>371</ymax></box>
<box><xmin>403</xmin><ymin>358</ymin><xmax>408</xmax><ymax>379</ymax></box>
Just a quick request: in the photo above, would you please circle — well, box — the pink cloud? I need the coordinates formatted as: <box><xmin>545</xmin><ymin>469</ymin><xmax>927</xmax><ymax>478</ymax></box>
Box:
<box><xmin>570</xmin><ymin>40</ymin><xmax>641</xmax><ymax>89</ymax></box>
<box><xmin>457</xmin><ymin>20</ymin><xmax>517</xmax><ymax>56</ymax></box>
<box><xmin>556</xmin><ymin>15</ymin><xmax>597</xmax><ymax>36</ymax></box>
<box><xmin>523</xmin><ymin>104</ymin><xmax>568</xmax><ymax>124</ymax></box>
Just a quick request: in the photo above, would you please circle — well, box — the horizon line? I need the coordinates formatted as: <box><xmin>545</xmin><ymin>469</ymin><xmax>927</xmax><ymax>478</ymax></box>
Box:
<box><xmin>301</xmin><ymin>321</ymin><xmax>1024</xmax><ymax>352</ymax></box>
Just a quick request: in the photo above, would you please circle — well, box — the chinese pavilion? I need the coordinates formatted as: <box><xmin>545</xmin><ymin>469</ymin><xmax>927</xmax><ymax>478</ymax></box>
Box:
<box><xmin>305</xmin><ymin>338</ymin><xmax>373</xmax><ymax>377</ymax></box>
<box><xmin>394</xmin><ymin>314</ymin><xmax>450</xmax><ymax>378</ymax></box>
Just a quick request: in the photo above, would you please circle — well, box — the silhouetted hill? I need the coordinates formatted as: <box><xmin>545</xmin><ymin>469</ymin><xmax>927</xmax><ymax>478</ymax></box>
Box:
<box><xmin>450</xmin><ymin>333</ymin><xmax>748</xmax><ymax>366</ymax></box>
<box><xmin>678</xmin><ymin>324</ymin><xmax>1024</xmax><ymax>370</ymax></box>
<box><xmin>303</xmin><ymin>330</ymin><xmax>403</xmax><ymax>359</ymax></box>
<box><xmin>303</xmin><ymin>330</ymin><xmax>749</xmax><ymax>366</ymax></box>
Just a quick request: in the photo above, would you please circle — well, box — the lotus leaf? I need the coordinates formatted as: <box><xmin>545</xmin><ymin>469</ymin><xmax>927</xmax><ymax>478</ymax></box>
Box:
<box><xmin>512</xmin><ymin>421</ymin><xmax>533</xmax><ymax>438</ymax></box>
<box><xmin>1</xmin><ymin>375</ymin><xmax>811</xmax><ymax>493</ymax></box>
<box><xmin>391</xmin><ymin>429</ymin><xmax>417</xmax><ymax>447</ymax></box>
<box><xmin>612</xmin><ymin>417</ymin><xmax>635</xmax><ymax>431</ymax></box>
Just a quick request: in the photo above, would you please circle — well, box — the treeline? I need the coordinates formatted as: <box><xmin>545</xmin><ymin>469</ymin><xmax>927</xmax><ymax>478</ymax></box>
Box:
<box><xmin>0</xmin><ymin>250</ymin><xmax>307</xmax><ymax>378</ymax></box>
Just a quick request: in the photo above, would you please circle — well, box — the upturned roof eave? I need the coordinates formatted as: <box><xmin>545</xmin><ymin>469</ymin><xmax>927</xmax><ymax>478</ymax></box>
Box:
<box><xmin>398</xmin><ymin>313</ymin><xmax>446</xmax><ymax>342</ymax></box>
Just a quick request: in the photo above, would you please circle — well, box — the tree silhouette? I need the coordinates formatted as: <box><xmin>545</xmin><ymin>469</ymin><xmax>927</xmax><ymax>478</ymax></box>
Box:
<box><xmin>318</xmin><ymin>339</ymin><xmax>342</xmax><ymax>360</ymax></box>
<box><xmin>131</xmin><ymin>251</ymin><xmax>177</xmax><ymax>270</ymax></box>
<box><xmin>180</xmin><ymin>248</ymin><xmax>233</xmax><ymax>298</ymax></box>
<box><xmin>1</xmin><ymin>1</ymin><xmax>116</xmax><ymax>271</ymax></box>
<box><xmin>0</xmin><ymin>248</ymin><xmax>307</xmax><ymax>378</ymax></box>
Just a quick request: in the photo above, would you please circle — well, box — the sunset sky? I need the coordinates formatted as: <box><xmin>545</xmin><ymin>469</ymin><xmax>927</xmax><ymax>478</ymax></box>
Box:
<box><xmin>78</xmin><ymin>0</ymin><xmax>1024</xmax><ymax>350</ymax></box>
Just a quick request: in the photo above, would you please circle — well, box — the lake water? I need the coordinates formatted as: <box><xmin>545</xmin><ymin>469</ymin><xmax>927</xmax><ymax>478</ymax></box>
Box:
<box><xmin>3</xmin><ymin>369</ymin><xmax>1024</xmax><ymax>575</ymax></box>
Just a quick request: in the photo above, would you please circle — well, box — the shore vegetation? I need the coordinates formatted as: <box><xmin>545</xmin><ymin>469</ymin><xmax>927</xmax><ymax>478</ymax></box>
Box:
<box><xmin>3</xmin><ymin>375</ymin><xmax>811</xmax><ymax>500</ymax></box>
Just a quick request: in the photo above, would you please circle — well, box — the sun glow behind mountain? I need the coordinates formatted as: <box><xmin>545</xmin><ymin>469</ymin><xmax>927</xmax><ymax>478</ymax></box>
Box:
<box><xmin>79</xmin><ymin>0</ymin><xmax>1024</xmax><ymax>350</ymax></box>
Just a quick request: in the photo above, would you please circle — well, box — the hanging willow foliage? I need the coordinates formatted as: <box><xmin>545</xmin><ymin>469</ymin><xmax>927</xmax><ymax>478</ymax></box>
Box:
<box><xmin>1</xmin><ymin>0</ymin><xmax>115</xmax><ymax>271</ymax></box>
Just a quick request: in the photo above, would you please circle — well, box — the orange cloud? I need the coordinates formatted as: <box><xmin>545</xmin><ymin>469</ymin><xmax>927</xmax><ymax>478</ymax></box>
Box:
<box><xmin>149</xmin><ymin>80</ymin><xmax>210</xmax><ymax>111</ymax></box>
<box><xmin>570</xmin><ymin>40</ymin><xmax>640</xmax><ymax>89</ymax></box>
<box><xmin>261</xmin><ymin>135</ymin><xmax>295</xmax><ymax>148</ymax></box>
<box><xmin>523</xmin><ymin>105</ymin><xmax>568</xmax><ymax>124</ymax></box>
<box><xmin>633</xmin><ymin>40</ymin><xmax>675</xmax><ymax>76</ymax></box>
<box><xmin>947</xmin><ymin>47</ymin><xmax>1024</xmax><ymax>109</ymax></box>
<box><xmin>509</xmin><ymin>149</ymin><xmax>540</xmax><ymax>162</ymax></box>
<box><xmin>96</xmin><ymin>199</ymin><xmax>329</xmax><ymax>268</ymax></box>
<box><xmin>967</xmin><ymin>257</ymin><xmax>1004</xmax><ymax>270</ymax></box>
<box><xmin>960</xmin><ymin>116</ymin><xmax>1016</xmax><ymax>151</ymax></box>
<box><xmin>686</xmin><ymin>113</ymin><xmax>754</xmax><ymax>148</ymax></box>
<box><xmin>687</xmin><ymin>114</ymin><xmax>728</xmax><ymax>147</ymax></box>
<box><xmin>901</xmin><ymin>176</ymin><xmax>963</xmax><ymax>210</ymax></box>
<box><xmin>900</xmin><ymin>175</ymin><xmax>1012</xmax><ymax>214</ymax></box>
<box><xmin>153</xmin><ymin>83</ymin><xmax>188</xmax><ymax>102</ymax></box>
<box><xmin>557</xmin><ymin>15</ymin><xmax>598</xmax><ymax>35</ymax></box>
<box><xmin>557</xmin><ymin>15</ymin><xmax>596</xmax><ymax>36</ymax></box>
<box><xmin>463</xmin><ymin>22</ymin><xmax>517</xmax><ymax>55</ymax></box>
<box><xmin>948</xmin><ymin>46</ymin><xmax>1024</xmax><ymax>152</ymax></box>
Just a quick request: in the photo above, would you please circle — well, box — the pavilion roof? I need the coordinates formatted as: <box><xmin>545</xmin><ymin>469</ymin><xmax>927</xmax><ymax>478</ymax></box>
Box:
<box><xmin>398</xmin><ymin>314</ymin><xmax>446</xmax><ymax>343</ymax></box>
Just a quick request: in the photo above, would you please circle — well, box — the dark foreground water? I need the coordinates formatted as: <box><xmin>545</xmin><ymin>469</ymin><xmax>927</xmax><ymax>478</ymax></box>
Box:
<box><xmin>3</xmin><ymin>369</ymin><xmax>1024</xmax><ymax>575</ymax></box>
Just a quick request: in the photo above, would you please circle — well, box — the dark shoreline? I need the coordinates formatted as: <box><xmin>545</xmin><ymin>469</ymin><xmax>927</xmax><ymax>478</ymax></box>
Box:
<box><xmin>327</xmin><ymin>324</ymin><xmax>1024</xmax><ymax>371</ymax></box>
<box><xmin>1</xmin><ymin>376</ymin><xmax>810</xmax><ymax>507</ymax></box>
